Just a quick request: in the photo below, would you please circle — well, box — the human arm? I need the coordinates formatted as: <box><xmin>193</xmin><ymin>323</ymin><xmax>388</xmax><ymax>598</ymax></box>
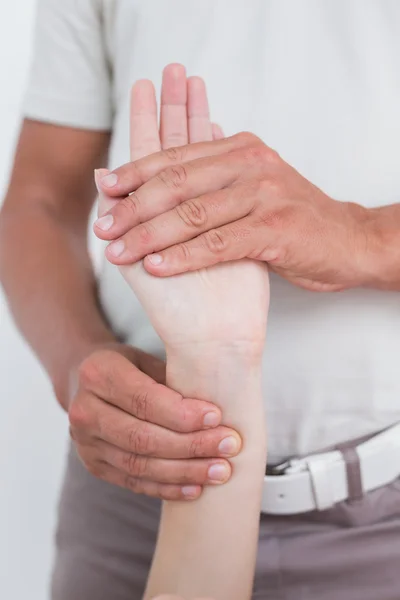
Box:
<box><xmin>0</xmin><ymin>120</ymin><xmax>113</xmax><ymax>405</ymax></box>
<box><xmin>94</xmin><ymin>134</ymin><xmax>400</xmax><ymax>292</ymax></box>
<box><xmin>145</xmin><ymin>348</ymin><xmax>267</xmax><ymax>600</ymax></box>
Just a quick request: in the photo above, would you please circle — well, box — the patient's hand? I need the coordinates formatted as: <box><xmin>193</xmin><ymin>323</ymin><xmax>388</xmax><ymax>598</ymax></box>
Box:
<box><xmin>95</xmin><ymin>65</ymin><xmax>269</xmax><ymax>355</ymax></box>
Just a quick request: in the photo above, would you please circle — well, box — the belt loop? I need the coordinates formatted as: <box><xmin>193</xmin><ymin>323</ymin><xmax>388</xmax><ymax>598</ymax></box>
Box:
<box><xmin>306</xmin><ymin>456</ymin><xmax>336</xmax><ymax>511</ymax></box>
<box><xmin>335</xmin><ymin>441</ymin><xmax>364</xmax><ymax>502</ymax></box>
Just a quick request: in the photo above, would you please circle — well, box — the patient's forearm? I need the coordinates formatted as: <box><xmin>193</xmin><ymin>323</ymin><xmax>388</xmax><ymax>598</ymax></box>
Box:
<box><xmin>145</xmin><ymin>346</ymin><xmax>266</xmax><ymax>600</ymax></box>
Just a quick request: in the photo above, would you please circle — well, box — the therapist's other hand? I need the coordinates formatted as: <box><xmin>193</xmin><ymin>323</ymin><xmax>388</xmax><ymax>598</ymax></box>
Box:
<box><xmin>95</xmin><ymin>133</ymin><xmax>372</xmax><ymax>292</ymax></box>
<box><xmin>69</xmin><ymin>343</ymin><xmax>238</xmax><ymax>500</ymax></box>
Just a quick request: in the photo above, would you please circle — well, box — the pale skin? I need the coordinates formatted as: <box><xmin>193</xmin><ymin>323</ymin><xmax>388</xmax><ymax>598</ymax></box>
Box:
<box><xmin>0</xmin><ymin>65</ymin><xmax>246</xmax><ymax>503</ymax></box>
<box><xmin>95</xmin><ymin>73</ymin><xmax>269</xmax><ymax>599</ymax></box>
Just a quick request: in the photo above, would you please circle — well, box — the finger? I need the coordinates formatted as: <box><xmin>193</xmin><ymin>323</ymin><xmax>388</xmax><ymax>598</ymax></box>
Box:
<box><xmin>96</xmin><ymin>150</ymin><xmax>245</xmax><ymax>249</ymax></box>
<box><xmin>160</xmin><ymin>63</ymin><xmax>188</xmax><ymax>149</ymax></box>
<box><xmin>212</xmin><ymin>123</ymin><xmax>225</xmax><ymax>140</ymax></box>
<box><xmin>78</xmin><ymin>349</ymin><xmax>222</xmax><ymax>432</ymax></box>
<box><xmin>144</xmin><ymin>218</ymin><xmax>257</xmax><ymax>275</ymax></box>
<box><xmin>130</xmin><ymin>79</ymin><xmax>161</xmax><ymax>161</ymax></box>
<box><xmin>144</xmin><ymin>217</ymin><xmax>265</xmax><ymax>276</ymax></box>
<box><xmin>97</xmin><ymin>439</ymin><xmax>232</xmax><ymax>485</ymax></box>
<box><xmin>95</xmin><ymin>132</ymin><xmax>258</xmax><ymax>198</ymax></box>
<box><xmin>97</xmin><ymin>463</ymin><xmax>202</xmax><ymax>501</ymax></box>
<box><xmin>187</xmin><ymin>76</ymin><xmax>212</xmax><ymax>143</ymax></box>
<box><xmin>85</xmin><ymin>398</ymin><xmax>241</xmax><ymax>459</ymax></box>
<box><xmin>102</xmin><ymin>185</ymin><xmax>254</xmax><ymax>264</ymax></box>
<box><xmin>95</xmin><ymin>168</ymin><xmax>122</xmax><ymax>217</ymax></box>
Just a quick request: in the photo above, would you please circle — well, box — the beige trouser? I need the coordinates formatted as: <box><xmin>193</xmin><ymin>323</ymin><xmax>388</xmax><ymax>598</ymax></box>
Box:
<box><xmin>51</xmin><ymin>445</ymin><xmax>400</xmax><ymax>600</ymax></box>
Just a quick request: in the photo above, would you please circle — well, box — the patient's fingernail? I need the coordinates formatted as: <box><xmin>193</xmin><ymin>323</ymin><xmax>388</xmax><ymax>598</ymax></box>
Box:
<box><xmin>147</xmin><ymin>253</ymin><xmax>163</xmax><ymax>265</ymax></box>
<box><xmin>101</xmin><ymin>173</ymin><xmax>118</xmax><ymax>188</ymax></box>
<box><xmin>107</xmin><ymin>240</ymin><xmax>125</xmax><ymax>257</ymax></box>
<box><xmin>95</xmin><ymin>215</ymin><xmax>114</xmax><ymax>231</ymax></box>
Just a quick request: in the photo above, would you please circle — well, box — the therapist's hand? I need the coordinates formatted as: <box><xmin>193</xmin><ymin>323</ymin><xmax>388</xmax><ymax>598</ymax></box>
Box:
<box><xmin>95</xmin><ymin>133</ymin><xmax>374</xmax><ymax>292</ymax></box>
<box><xmin>69</xmin><ymin>342</ymin><xmax>237</xmax><ymax>500</ymax></box>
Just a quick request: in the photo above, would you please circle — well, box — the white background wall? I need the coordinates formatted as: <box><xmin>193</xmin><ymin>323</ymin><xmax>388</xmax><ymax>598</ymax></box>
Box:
<box><xmin>0</xmin><ymin>3</ymin><xmax>68</xmax><ymax>599</ymax></box>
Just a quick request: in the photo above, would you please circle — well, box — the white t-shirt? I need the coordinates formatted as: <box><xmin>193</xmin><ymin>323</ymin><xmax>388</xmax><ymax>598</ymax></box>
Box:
<box><xmin>24</xmin><ymin>0</ymin><xmax>400</xmax><ymax>463</ymax></box>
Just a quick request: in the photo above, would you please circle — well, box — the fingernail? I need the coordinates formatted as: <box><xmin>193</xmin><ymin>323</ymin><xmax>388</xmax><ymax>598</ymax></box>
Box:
<box><xmin>95</xmin><ymin>214</ymin><xmax>114</xmax><ymax>231</ymax></box>
<box><xmin>101</xmin><ymin>173</ymin><xmax>118</xmax><ymax>188</ymax></box>
<box><xmin>107</xmin><ymin>240</ymin><xmax>125</xmax><ymax>257</ymax></box>
<box><xmin>203</xmin><ymin>412</ymin><xmax>220</xmax><ymax>428</ymax></box>
<box><xmin>208</xmin><ymin>463</ymin><xmax>230</xmax><ymax>483</ymax></box>
<box><xmin>182</xmin><ymin>486</ymin><xmax>200</xmax><ymax>499</ymax></box>
<box><xmin>147</xmin><ymin>253</ymin><xmax>163</xmax><ymax>266</ymax></box>
<box><xmin>218</xmin><ymin>436</ymin><xmax>240</xmax><ymax>456</ymax></box>
<box><xmin>94</xmin><ymin>169</ymin><xmax>101</xmax><ymax>189</ymax></box>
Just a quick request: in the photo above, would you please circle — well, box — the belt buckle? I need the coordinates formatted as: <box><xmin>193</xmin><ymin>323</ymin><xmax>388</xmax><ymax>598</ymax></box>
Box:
<box><xmin>267</xmin><ymin>457</ymin><xmax>305</xmax><ymax>476</ymax></box>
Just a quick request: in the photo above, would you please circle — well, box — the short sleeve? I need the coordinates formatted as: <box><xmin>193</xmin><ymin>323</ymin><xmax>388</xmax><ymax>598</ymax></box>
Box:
<box><xmin>23</xmin><ymin>0</ymin><xmax>113</xmax><ymax>131</ymax></box>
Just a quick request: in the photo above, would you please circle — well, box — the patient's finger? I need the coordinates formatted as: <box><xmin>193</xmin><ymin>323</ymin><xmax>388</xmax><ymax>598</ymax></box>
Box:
<box><xmin>130</xmin><ymin>79</ymin><xmax>161</xmax><ymax>161</ymax></box>
<box><xmin>160</xmin><ymin>63</ymin><xmax>188</xmax><ymax>148</ymax></box>
<box><xmin>187</xmin><ymin>76</ymin><xmax>213</xmax><ymax>143</ymax></box>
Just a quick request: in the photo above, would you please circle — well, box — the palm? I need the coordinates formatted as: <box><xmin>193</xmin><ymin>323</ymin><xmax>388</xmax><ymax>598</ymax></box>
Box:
<box><xmin>98</xmin><ymin>66</ymin><xmax>269</xmax><ymax>350</ymax></box>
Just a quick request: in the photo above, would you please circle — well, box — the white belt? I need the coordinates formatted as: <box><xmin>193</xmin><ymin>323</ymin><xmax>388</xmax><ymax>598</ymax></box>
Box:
<box><xmin>261</xmin><ymin>423</ymin><xmax>400</xmax><ymax>515</ymax></box>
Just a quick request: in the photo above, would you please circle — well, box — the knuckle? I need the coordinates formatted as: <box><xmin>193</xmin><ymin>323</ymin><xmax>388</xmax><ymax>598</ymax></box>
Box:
<box><xmin>188</xmin><ymin>434</ymin><xmax>208</xmax><ymax>458</ymax></box>
<box><xmin>77</xmin><ymin>356</ymin><xmax>101</xmax><ymax>389</ymax></box>
<box><xmin>124</xmin><ymin>453</ymin><xmax>148</xmax><ymax>478</ymax></box>
<box><xmin>68</xmin><ymin>399</ymin><xmax>90</xmax><ymax>430</ymax></box>
<box><xmin>263</xmin><ymin>145</ymin><xmax>281</xmax><ymax>166</ymax></box>
<box><xmin>120</xmin><ymin>192</ymin><xmax>140</xmax><ymax>219</ymax></box>
<box><xmin>175</xmin><ymin>242</ymin><xmax>192</xmax><ymax>263</ymax></box>
<box><xmin>129</xmin><ymin>161</ymin><xmax>146</xmax><ymax>187</ymax></box>
<box><xmin>234</xmin><ymin>131</ymin><xmax>261</xmax><ymax>146</ymax></box>
<box><xmin>128</xmin><ymin>423</ymin><xmax>154</xmax><ymax>455</ymax></box>
<box><xmin>124</xmin><ymin>475</ymin><xmax>141</xmax><ymax>494</ymax></box>
<box><xmin>158</xmin><ymin>164</ymin><xmax>188</xmax><ymax>190</ymax></box>
<box><xmin>203</xmin><ymin>228</ymin><xmax>228</xmax><ymax>254</ymax></box>
<box><xmin>261</xmin><ymin>177</ymin><xmax>283</xmax><ymax>198</ymax></box>
<box><xmin>164</xmin><ymin>146</ymin><xmax>186</xmax><ymax>163</ymax></box>
<box><xmin>137</xmin><ymin>222</ymin><xmax>154</xmax><ymax>246</ymax></box>
<box><xmin>131</xmin><ymin>387</ymin><xmax>152</xmax><ymax>421</ymax></box>
<box><xmin>176</xmin><ymin>199</ymin><xmax>207</xmax><ymax>229</ymax></box>
<box><xmin>241</xmin><ymin>144</ymin><xmax>267</xmax><ymax>166</ymax></box>
<box><xmin>240</xmin><ymin>143</ymin><xmax>279</xmax><ymax>170</ymax></box>
<box><xmin>255</xmin><ymin>178</ymin><xmax>280</xmax><ymax>202</ymax></box>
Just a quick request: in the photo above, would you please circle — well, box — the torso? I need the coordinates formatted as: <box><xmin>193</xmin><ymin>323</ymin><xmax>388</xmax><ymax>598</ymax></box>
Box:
<box><xmin>98</xmin><ymin>0</ymin><xmax>400</xmax><ymax>461</ymax></box>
